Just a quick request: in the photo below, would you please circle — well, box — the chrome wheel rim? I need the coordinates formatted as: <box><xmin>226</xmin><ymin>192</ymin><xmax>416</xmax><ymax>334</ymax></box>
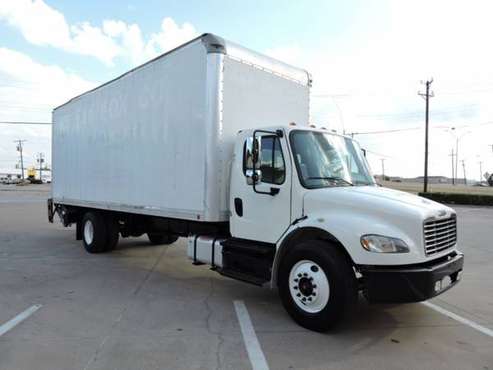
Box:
<box><xmin>84</xmin><ymin>220</ymin><xmax>94</xmax><ymax>245</ymax></box>
<box><xmin>289</xmin><ymin>260</ymin><xmax>330</xmax><ymax>313</ymax></box>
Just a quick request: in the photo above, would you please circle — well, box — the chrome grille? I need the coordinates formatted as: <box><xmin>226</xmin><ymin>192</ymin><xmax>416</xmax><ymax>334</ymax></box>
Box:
<box><xmin>424</xmin><ymin>215</ymin><xmax>457</xmax><ymax>255</ymax></box>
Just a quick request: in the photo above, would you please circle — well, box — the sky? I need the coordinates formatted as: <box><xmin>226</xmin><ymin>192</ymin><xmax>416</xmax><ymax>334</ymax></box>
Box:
<box><xmin>1</xmin><ymin>0</ymin><xmax>493</xmax><ymax>180</ymax></box>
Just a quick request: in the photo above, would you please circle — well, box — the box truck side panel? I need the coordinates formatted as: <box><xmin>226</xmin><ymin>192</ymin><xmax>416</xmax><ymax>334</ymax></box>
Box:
<box><xmin>53</xmin><ymin>41</ymin><xmax>210</xmax><ymax>220</ymax></box>
<box><xmin>218</xmin><ymin>56</ymin><xmax>310</xmax><ymax>213</ymax></box>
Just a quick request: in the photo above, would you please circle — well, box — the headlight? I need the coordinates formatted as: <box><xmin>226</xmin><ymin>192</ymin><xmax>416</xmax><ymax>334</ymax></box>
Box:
<box><xmin>360</xmin><ymin>235</ymin><xmax>409</xmax><ymax>253</ymax></box>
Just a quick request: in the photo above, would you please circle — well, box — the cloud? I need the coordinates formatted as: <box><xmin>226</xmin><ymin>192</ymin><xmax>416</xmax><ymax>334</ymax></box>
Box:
<box><xmin>144</xmin><ymin>18</ymin><xmax>198</xmax><ymax>60</ymax></box>
<box><xmin>102</xmin><ymin>17</ymin><xmax>198</xmax><ymax>65</ymax></box>
<box><xmin>0</xmin><ymin>47</ymin><xmax>97</xmax><ymax>169</ymax></box>
<box><xmin>0</xmin><ymin>0</ymin><xmax>198</xmax><ymax>66</ymax></box>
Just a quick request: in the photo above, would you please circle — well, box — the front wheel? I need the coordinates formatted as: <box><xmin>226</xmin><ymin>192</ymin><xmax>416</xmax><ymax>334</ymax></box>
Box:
<box><xmin>278</xmin><ymin>240</ymin><xmax>357</xmax><ymax>332</ymax></box>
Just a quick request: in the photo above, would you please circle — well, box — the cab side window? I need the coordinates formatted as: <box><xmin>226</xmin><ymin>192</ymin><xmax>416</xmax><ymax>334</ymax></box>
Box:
<box><xmin>243</xmin><ymin>136</ymin><xmax>285</xmax><ymax>185</ymax></box>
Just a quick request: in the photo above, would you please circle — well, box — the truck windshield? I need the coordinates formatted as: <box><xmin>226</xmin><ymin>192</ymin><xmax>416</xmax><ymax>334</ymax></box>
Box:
<box><xmin>290</xmin><ymin>130</ymin><xmax>375</xmax><ymax>188</ymax></box>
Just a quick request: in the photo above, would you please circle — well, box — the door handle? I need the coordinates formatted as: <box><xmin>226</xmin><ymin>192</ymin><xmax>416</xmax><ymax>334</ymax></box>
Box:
<box><xmin>234</xmin><ymin>198</ymin><xmax>243</xmax><ymax>217</ymax></box>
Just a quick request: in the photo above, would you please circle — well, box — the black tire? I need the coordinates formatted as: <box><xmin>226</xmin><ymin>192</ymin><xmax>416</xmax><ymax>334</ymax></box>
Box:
<box><xmin>147</xmin><ymin>233</ymin><xmax>179</xmax><ymax>245</ymax></box>
<box><xmin>105</xmin><ymin>216</ymin><xmax>120</xmax><ymax>251</ymax></box>
<box><xmin>81</xmin><ymin>212</ymin><xmax>109</xmax><ymax>254</ymax></box>
<box><xmin>278</xmin><ymin>240</ymin><xmax>357</xmax><ymax>332</ymax></box>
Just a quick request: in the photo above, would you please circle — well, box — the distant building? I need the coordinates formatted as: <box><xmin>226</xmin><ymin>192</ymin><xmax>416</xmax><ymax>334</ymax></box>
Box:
<box><xmin>412</xmin><ymin>176</ymin><xmax>452</xmax><ymax>184</ymax></box>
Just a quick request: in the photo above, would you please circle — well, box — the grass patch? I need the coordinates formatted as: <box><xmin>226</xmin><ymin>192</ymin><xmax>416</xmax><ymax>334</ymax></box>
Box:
<box><xmin>419</xmin><ymin>192</ymin><xmax>493</xmax><ymax>206</ymax></box>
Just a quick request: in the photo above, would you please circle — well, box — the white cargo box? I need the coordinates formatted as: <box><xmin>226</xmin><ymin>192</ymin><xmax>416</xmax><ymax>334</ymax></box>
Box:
<box><xmin>52</xmin><ymin>34</ymin><xmax>310</xmax><ymax>222</ymax></box>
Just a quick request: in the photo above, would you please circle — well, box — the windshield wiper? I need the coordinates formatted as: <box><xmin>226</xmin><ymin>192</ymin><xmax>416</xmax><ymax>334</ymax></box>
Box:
<box><xmin>306</xmin><ymin>176</ymin><xmax>354</xmax><ymax>186</ymax></box>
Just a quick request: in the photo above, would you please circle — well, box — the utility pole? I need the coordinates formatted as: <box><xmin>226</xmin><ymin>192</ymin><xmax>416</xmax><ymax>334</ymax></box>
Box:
<box><xmin>461</xmin><ymin>160</ymin><xmax>467</xmax><ymax>185</ymax></box>
<box><xmin>479</xmin><ymin>161</ymin><xmax>483</xmax><ymax>183</ymax></box>
<box><xmin>37</xmin><ymin>153</ymin><xmax>45</xmax><ymax>182</ymax></box>
<box><xmin>418</xmin><ymin>79</ymin><xmax>434</xmax><ymax>193</ymax></box>
<box><xmin>380</xmin><ymin>158</ymin><xmax>386</xmax><ymax>179</ymax></box>
<box><xmin>14</xmin><ymin>140</ymin><xmax>26</xmax><ymax>180</ymax></box>
<box><xmin>449</xmin><ymin>149</ymin><xmax>455</xmax><ymax>185</ymax></box>
<box><xmin>455</xmin><ymin>138</ymin><xmax>459</xmax><ymax>186</ymax></box>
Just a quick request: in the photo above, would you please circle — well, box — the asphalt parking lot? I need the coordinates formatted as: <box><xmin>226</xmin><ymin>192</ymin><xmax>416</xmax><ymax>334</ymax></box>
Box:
<box><xmin>1</xmin><ymin>185</ymin><xmax>492</xmax><ymax>370</ymax></box>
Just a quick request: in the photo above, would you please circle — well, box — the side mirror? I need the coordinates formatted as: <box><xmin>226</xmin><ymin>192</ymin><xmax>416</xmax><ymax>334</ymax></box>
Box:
<box><xmin>252</xmin><ymin>137</ymin><xmax>261</xmax><ymax>168</ymax></box>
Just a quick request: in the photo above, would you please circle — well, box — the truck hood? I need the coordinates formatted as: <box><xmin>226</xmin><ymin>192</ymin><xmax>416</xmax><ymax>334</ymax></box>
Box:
<box><xmin>303</xmin><ymin>185</ymin><xmax>454</xmax><ymax>221</ymax></box>
<box><xmin>300</xmin><ymin>186</ymin><xmax>457</xmax><ymax>265</ymax></box>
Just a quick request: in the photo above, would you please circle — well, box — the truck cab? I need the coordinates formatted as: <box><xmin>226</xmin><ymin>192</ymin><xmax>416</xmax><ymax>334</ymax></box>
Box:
<box><xmin>224</xmin><ymin>124</ymin><xmax>463</xmax><ymax>331</ymax></box>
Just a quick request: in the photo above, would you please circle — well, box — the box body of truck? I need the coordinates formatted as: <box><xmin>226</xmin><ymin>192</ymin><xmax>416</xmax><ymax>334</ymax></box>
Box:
<box><xmin>52</xmin><ymin>34</ymin><xmax>310</xmax><ymax>222</ymax></box>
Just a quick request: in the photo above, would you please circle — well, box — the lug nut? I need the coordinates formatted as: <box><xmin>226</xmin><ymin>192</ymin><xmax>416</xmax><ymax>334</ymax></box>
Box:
<box><xmin>302</xmin><ymin>297</ymin><xmax>306</xmax><ymax>302</ymax></box>
<box><xmin>308</xmin><ymin>297</ymin><xmax>312</xmax><ymax>301</ymax></box>
<box><xmin>297</xmin><ymin>293</ymin><xmax>301</xmax><ymax>297</ymax></box>
<box><xmin>309</xmin><ymin>277</ymin><xmax>313</xmax><ymax>281</ymax></box>
<box><xmin>303</xmin><ymin>273</ymin><xmax>308</xmax><ymax>277</ymax></box>
<box><xmin>312</xmin><ymin>292</ymin><xmax>316</xmax><ymax>296</ymax></box>
<box><xmin>312</xmin><ymin>284</ymin><xmax>317</xmax><ymax>288</ymax></box>
<box><xmin>294</xmin><ymin>278</ymin><xmax>298</xmax><ymax>283</ymax></box>
<box><xmin>293</xmin><ymin>286</ymin><xmax>298</xmax><ymax>290</ymax></box>
<box><xmin>297</xmin><ymin>273</ymin><xmax>302</xmax><ymax>277</ymax></box>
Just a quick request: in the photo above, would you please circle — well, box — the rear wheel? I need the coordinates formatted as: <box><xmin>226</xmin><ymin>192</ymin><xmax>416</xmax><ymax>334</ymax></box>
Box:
<box><xmin>278</xmin><ymin>240</ymin><xmax>357</xmax><ymax>332</ymax></box>
<box><xmin>82</xmin><ymin>212</ymin><xmax>109</xmax><ymax>253</ymax></box>
<box><xmin>147</xmin><ymin>233</ymin><xmax>178</xmax><ymax>245</ymax></box>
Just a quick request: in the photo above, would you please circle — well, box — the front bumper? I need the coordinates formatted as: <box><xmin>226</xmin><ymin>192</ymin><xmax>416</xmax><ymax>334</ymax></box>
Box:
<box><xmin>359</xmin><ymin>252</ymin><xmax>464</xmax><ymax>303</ymax></box>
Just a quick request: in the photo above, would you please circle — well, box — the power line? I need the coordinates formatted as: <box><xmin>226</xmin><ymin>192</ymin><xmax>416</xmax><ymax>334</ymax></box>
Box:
<box><xmin>350</xmin><ymin>127</ymin><xmax>422</xmax><ymax>135</ymax></box>
<box><xmin>0</xmin><ymin>121</ymin><xmax>52</xmax><ymax>125</ymax></box>
<box><xmin>348</xmin><ymin>122</ymin><xmax>493</xmax><ymax>136</ymax></box>
<box><xmin>356</xmin><ymin>104</ymin><xmax>477</xmax><ymax>120</ymax></box>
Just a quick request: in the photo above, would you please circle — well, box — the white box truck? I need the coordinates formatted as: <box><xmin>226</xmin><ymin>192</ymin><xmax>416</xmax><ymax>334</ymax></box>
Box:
<box><xmin>49</xmin><ymin>33</ymin><xmax>463</xmax><ymax>332</ymax></box>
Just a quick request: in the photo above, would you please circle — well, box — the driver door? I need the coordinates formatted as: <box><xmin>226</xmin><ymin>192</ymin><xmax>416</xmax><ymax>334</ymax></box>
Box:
<box><xmin>230</xmin><ymin>131</ymin><xmax>292</xmax><ymax>244</ymax></box>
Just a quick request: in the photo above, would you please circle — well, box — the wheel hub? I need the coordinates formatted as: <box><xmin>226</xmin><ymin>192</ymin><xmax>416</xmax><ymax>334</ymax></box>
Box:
<box><xmin>289</xmin><ymin>260</ymin><xmax>330</xmax><ymax>313</ymax></box>
<box><xmin>298</xmin><ymin>277</ymin><xmax>314</xmax><ymax>296</ymax></box>
<box><xmin>84</xmin><ymin>220</ymin><xmax>94</xmax><ymax>245</ymax></box>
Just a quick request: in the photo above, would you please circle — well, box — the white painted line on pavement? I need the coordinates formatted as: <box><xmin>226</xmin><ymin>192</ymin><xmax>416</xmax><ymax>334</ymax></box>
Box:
<box><xmin>234</xmin><ymin>300</ymin><xmax>270</xmax><ymax>370</ymax></box>
<box><xmin>0</xmin><ymin>304</ymin><xmax>42</xmax><ymax>337</ymax></box>
<box><xmin>422</xmin><ymin>301</ymin><xmax>493</xmax><ymax>338</ymax></box>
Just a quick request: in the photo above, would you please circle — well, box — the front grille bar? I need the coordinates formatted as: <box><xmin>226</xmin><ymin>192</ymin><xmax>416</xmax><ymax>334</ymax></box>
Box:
<box><xmin>424</xmin><ymin>215</ymin><xmax>457</xmax><ymax>256</ymax></box>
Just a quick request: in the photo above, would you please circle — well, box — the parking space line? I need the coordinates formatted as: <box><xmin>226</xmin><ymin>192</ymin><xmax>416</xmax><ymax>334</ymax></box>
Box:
<box><xmin>0</xmin><ymin>304</ymin><xmax>42</xmax><ymax>337</ymax></box>
<box><xmin>422</xmin><ymin>301</ymin><xmax>493</xmax><ymax>338</ymax></box>
<box><xmin>233</xmin><ymin>300</ymin><xmax>270</xmax><ymax>370</ymax></box>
